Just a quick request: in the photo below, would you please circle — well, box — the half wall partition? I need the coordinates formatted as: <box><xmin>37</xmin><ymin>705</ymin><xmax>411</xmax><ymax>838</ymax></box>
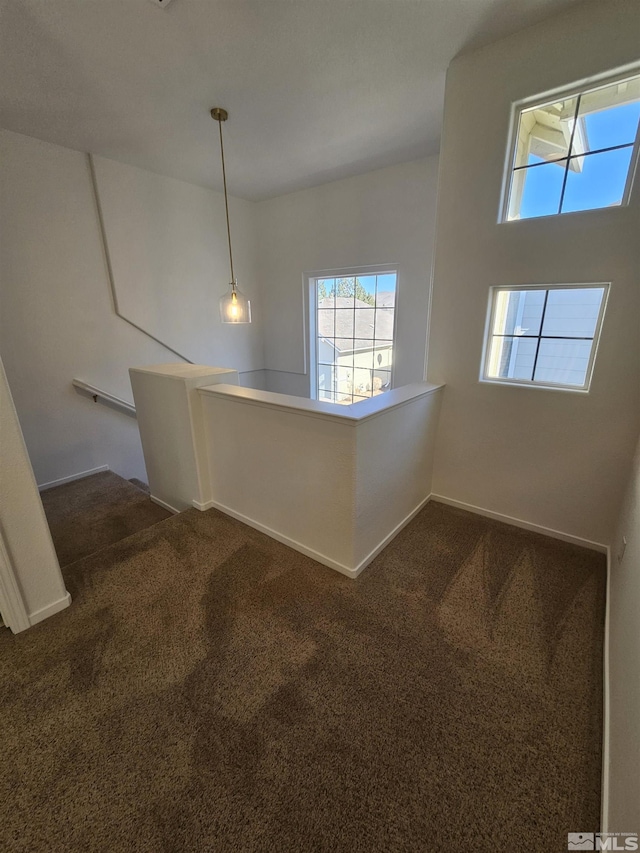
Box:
<box><xmin>131</xmin><ymin>364</ymin><xmax>443</xmax><ymax>577</ymax></box>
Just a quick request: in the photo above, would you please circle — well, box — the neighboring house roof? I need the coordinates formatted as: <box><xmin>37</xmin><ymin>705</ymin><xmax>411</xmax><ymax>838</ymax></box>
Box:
<box><xmin>318</xmin><ymin>295</ymin><xmax>395</xmax><ymax>352</ymax></box>
<box><xmin>374</xmin><ymin>291</ymin><xmax>396</xmax><ymax>308</ymax></box>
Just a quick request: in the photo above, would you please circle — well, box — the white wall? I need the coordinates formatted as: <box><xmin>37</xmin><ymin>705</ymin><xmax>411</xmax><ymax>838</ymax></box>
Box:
<box><xmin>91</xmin><ymin>155</ymin><xmax>263</xmax><ymax>370</ymax></box>
<box><xmin>256</xmin><ymin>157</ymin><xmax>439</xmax><ymax>397</ymax></box>
<box><xmin>129</xmin><ymin>364</ymin><xmax>239</xmax><ymax>513</ymax></box>
<box><xmin>354</xmin><ymin>387</ymin><xmax>442</xmax><ymax>567</ymax></box>
<box><xmin>0</xmin><ymin>356</ymin><xmax>69</xmax><ymax>628</ymax></box>
<box><xmin>0</xmin><ymin>129</ymin><xmax>263</xmax><ymax>486</ymax></box>
<box><xmin>196</xmin><ymin>382</ymin><xmax>443</xmax><ymax>575</ymax></box>
<box><xmin>428</xmin><ymin>0</ymin><xmax>640</xmax><ymax>546</ymax></box>
<box><xmin>0</xmin><ymin>132</ymin><xmax>435</xmax><ymax>487</ymax></box>
<box><xmin>607</xmin><ymin>433</ymin><xmax>640</xmax><ymax>831</ymax></box>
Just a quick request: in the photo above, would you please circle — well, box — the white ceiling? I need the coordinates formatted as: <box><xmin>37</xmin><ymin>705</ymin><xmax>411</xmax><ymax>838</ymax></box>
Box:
<box><xmin>0</xmin><ymin>0</ymin><xmax>586</xmax><ymax>200</ymax></box>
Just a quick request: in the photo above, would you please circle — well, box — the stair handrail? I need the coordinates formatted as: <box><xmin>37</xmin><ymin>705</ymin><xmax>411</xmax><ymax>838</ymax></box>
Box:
<box><xmin>72</xmin><ymin>379</ymin><xmax>136</xmax><ymax>417</ymax></box>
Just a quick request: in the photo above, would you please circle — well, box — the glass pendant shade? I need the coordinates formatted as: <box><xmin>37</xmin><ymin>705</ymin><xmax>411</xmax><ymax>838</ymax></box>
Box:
<box><xmin>211</xmin><ymin>107</ymin><xmax>252</xmax><ymax>325</ymax></box>
<box><xmin>219</xmin><ymin>281</ymin><xmax>251</xmax><ymax>324</ymax></box>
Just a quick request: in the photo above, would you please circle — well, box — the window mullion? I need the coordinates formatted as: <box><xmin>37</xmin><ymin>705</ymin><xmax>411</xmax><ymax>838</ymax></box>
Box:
<box><xmin>313</xmin><ymin>270</ymin><xmax>397</xmax><ymax>404</ymax></box>
<box><xmin>371</xmin><ymin>275</ymin><xmax>378</xmax><ymax>397</ymax></box>
<box><xmin>513</xmin><ymin>141</ymin><xmax>635</xmax><ymax>173</ymax></box>
<box><xmin>530</xmin><ymin>290</ymin><xmax>550</xmax><ymax>380</ymax></box>
<box><xmin>507</xmin><ymin>72</ymin><xmax>640</xmax><ymax>220</ymax></box>
<box><xmin>557</xmin><ymin>94</ymin><xmax>582</xmax><ymax>214</ymax></box>
<box><xmin>316</xmin><ymin>280</ymin><xmax>320</xmax><ymax>399</ymax></box>
<box><xmin>352</xmin><ymin>278</ymin><xmax>357</xmax><ymax>402</ymax></box>
<box><xmin>333</xmin><ymin>280</ymin><xmax>337</xmax><ymax>399</ymax></box>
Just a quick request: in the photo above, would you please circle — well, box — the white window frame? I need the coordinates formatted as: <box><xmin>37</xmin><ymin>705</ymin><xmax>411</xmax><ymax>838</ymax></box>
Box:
<box><xmin>480</xmin><ymin>282</ymin><xmax>610</xmax><ymax>393</ymax></box>
<box><xmin>499</xmin><ymin>65</ymin><xmax>640</xmax><ymax>223</ymax></box>
<box><xmin>305</xmin><ymin>264</ymin><xmax>399</xmax><ymax>403</ymax></box>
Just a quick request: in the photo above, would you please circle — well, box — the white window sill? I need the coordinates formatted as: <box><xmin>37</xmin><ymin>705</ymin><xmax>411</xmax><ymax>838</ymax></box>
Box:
<box><xmin>479</xmin><ymin>378</ymin><xmax>591</xmax><ymax>394</ymax></box>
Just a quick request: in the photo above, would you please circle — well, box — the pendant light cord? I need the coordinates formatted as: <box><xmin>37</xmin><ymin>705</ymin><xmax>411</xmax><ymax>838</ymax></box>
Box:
<box><xmin>217</xmin><ymin>116</ymin><xmax>235</xmax><ymax>284</ymax></box>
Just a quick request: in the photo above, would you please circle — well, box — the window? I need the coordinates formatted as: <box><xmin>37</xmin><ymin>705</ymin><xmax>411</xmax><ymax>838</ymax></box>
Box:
<box><xmin>311</xmin><ymin>270</ymin><xmax>397</xmax><ymax>405</ymax></box>
<box><xmin>503</xmin><ymin>71</ymin><xmax>640</xmax><ymax>221</ymax></box>
<box><xmin>482</xmin><ymin>284</ymin><xmax>608</xmax><ymax>391</ymax></box>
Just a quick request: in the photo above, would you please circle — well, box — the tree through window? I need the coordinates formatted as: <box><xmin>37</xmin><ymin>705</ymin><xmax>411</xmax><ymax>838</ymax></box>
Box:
<box><xmin>313</xmin><ymin>271</ymin><xmax>397</xmax><ymax>405</ymax></box>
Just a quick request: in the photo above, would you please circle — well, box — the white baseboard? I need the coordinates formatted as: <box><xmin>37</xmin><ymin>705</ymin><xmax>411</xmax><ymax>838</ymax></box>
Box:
<box><xmin>430</xmin><ymin>494</ymin><xmax>607</xmax><ymax>553</ymax></box>
<box><xmin>28</xmin><ymin>591</ymin><xmax>71</xmax><ymax>626</ymax></box>
<box><xmin>193</xmin><ymin>494</ymin><xmax>432</xmax><ymax>578</ymax></box>
<box><xmin>601</xmin><ymin>546</ymin><xmax>611</xmax><ymax>833</ymax></box>
<box><xmin>352</xmin><ymin>494</ymin><xmax>432</xmax><ymax>576</ymax></box>
<box><xmin>193</xmin><ymin>498</ymin><xmax>358</xmax><ymax>577</ymax></box>
<box><xmin>193</xmin><ymin>499</ymin><xmax>215</xmax><ymax>511</ymax></box>
<box><xmin>150</xmin><ymin>495</ymin><xmax>181</xmax><ymax>515</ymax></box>
<box><xmin>38</xmin><ymin>465</ymin><xmax>108</xmax><ymax>492</ymax></box>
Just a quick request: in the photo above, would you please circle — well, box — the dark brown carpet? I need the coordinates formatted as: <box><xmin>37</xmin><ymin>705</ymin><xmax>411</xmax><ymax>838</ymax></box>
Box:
<box><xmin>40</xmin><ymin>470</ymin><xmax>171</xmax><ymax>566</ymax></box>
<box><xmin>0</xmin><ymin>502</ymin><xmax>605</xmax><ymax>852</ymax></box>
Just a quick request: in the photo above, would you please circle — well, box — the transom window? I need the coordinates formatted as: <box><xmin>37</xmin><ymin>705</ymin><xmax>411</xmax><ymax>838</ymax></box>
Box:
<box><xmin>503</xmin><ymin>71</ymin><xmax>640</xmax><ymax>221</ymax></box>
<box><xmin>482</xmin><ymin>284</ymin><xmax>608</xmax><ymax>391</ymax></box>
<box><xmin>312</xmin><ymin>270</ymin><xmax>397</xmax><ymax>405</ymax></box>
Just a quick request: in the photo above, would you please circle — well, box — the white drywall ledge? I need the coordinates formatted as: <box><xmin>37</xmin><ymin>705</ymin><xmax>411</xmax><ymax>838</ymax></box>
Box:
<box><xmin>197</xmin><ymin>381</ymin><xmax>444</xmax><ymax>575</ymax></box>
<box><xmin>196</xmin><ymin>381</ymin><xmax>443</xmax><ymax>424</ymax></box>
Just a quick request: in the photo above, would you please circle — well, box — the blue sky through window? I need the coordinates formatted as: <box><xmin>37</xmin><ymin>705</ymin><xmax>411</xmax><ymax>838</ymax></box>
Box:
<box><xmin>315</xmin><ymin>272</ymin><xmax>397</xmax><ymax>404</ymax></box>
<box><xmin>358</xmin><ymin>273</ymin><xmax>396</xmax><ymax>305</ymax></box>
<box><xmin>377</xmin><ymin>273</ymin><xmax>396</xmax><ymax>291</ymax></box>
<box><xmin>520</xmin><ymin>160</ymin><xmax>565</xmax><ymax>218</ymax></box>
<box><xmin>563</xmin><ymin>147</ymin><xmax>633</xmax><ymax>212</ymax></box>
<box><xmin>511</xmin><ymin>83</ymin><xmax>640</xmax><ymax>219</ymax></box>
<box><xmin>582</xmin><ymin>100</ymin><xmax>640</xmax><ymax>150</ymax></box>
<box><xmin>359</xmin><ymin>275</ymin><xmax>376</xmax><ymax>298</ymax></box>
<box><xmin>357</xmin><ymin>274</ymin><xmax>397</xmax><ymax>294</ymax></box>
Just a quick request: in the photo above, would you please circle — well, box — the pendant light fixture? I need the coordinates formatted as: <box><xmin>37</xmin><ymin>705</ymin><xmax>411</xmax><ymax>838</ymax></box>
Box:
<box><xmin>211</xmin><ymin>107</ymin><xmax>251</xmax><ymax>324</ymax></box>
